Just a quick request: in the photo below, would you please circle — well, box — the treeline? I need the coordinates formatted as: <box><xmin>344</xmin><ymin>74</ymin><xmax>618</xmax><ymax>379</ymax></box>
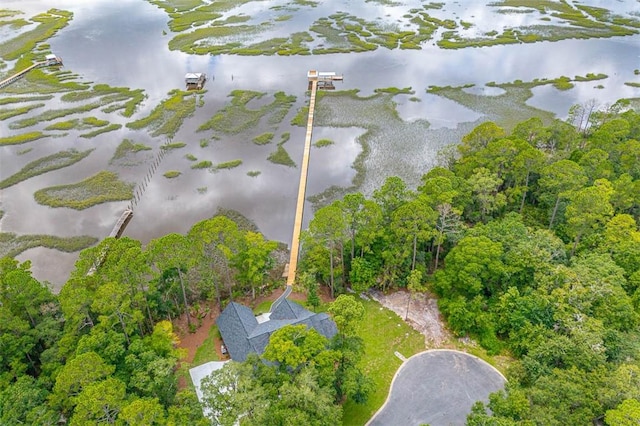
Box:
<box><xmin>0</xmin><ymin>215</ymin><xmax>280</xmax><ymax>425</ymax></box>
<box><xmin>299</xmin><ymin>101</ymin><xmax>640</xmax><ymax>425</ymax></box>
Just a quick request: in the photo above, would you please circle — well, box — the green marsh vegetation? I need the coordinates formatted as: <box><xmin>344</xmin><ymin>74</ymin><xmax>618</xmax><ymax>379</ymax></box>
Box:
<box><xmin>0</xmin><ymin>232</ymin><xmax>98</xmax><ymax>258</ymax></box>
<box><xmin>214</xmin><ymin>159</ymin><xmax>243</xmax><ymax>170</ymax></box>
<box><xmin>425</xmin><ymin>74</ymin><xmax>608</xmax><ymax>129</ymax></box>
<box><xmin>267</xmin><ymin>131</ymin><xmax>296</xmax><ymax>167</ymax></box>
<box><xmin>247</xmin><ymin>170</ymin><xmax>261</xmax><ymax>177</ymax></box>
<box><xmin>253</xmin><ymin>132</ymin><xmax>274</xmax><ymax>145</ymax></box>
<box><xmin>0</xmin><ymin>8</ymin><xmax>72</xmax><ymax>61</ymax></box>
<box><xmin>80</xmin><ymin>123</ymin><xmax>122</xmax><ymax>138</ymax></box>
<box><xmin>290</xmin><ymin>105</ymin><xmax>309</xmax><ymax>126</ymax></box>
<box><xmin>374</xmin><ymin>87</ymin><xmax>414</xmax><ymax>95</ymax></box>
<box><xmin>199</xmin><ymin>90</ymin><xmax>295</xmax><ymax>134</ymax></box>
<box><xmin>267</xmin><ymin>146</ymin><xmax>296</xmax><ymax>167</ymax></box>
<box><xmin>60</xmin><ymin>84</ymin><xmax>146</xmax><ymax>117</ymax></box>
<box><xmin>110</xmin><ymin>139</ymin><xmax>152</xmax><ymax>163</ymax></box>
<box><xmin>438</xmin><ymin>0</ymin><xmax>639</xmax><ymax>49</ymax></box>
<box><xmin>0</xmin><ymin>148</ymin><xmax>94</xmax><ymax>189</ymax></box>
<box><xmin>0</xmin><ymin>95</ymin><xmax>53</xmax><ymax>105</ymax></box>
<box><xmin>185</xmin><ymin>153</ymin><xmax>198</xmax><ymax>161</ymax></box>
<box><xmin>0</xmin><ymin>103</ymin><xmax>45</xmax><ymax>121</ymax></box>
<box><xmin>161</xmin><ymin>141</ymin><xmax>187</xmax><ymax>150</ymax></box>
<box><xmin>9</xmin><ymin>101</ymin><xmax>106</xmax><ymax>129</ymax></box>
<box><xmin>0</xmin><ymin>131</ymin><xmax>47</xmax><ymax>146</ymax></box>
<box><xmin>127</xmin><ymin>89</ymin><xmax>198</xmax><ymax>138</ymax></box>
<box><xmin>16</xmin><ymin>147</ymin><xmax>33</xmax><ymax>155</ymax></box>
<box><xmin>191</xmin><ymin>160</ymin><xmax>212</xmax><ymax>169</ymax></box>
<box><xmin>314</xmin><ymin>138</ymin><xmax>334</xmax><ymax>147</ymax></box>
<box><xmin>34</xmin><ymin>170</ymin><xmax>134</xmax><ymax>210</ymax></box>
<box><xmin>163</xmin><ymin>170</ymin><xmax>181</xmax><ymax>178</ymax></box>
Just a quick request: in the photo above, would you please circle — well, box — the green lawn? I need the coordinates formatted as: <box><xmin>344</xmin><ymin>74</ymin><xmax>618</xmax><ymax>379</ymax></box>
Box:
<box><xmin>342</xmin><ymin>299</ymin><xmax>425</xmax><ymax>426</ymax></box>
<box><xmin>253</xmin><ymin>300</ymin><xmax>273</xmax><ymax>315</ymax></box>
<box><xmin>192</xmin><ymin>325</ymin><xmax>220</xmax><ymax>367</ymax></box>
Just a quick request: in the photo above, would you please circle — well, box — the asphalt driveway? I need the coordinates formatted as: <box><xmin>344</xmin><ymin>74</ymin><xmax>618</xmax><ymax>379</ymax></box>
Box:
<box><xmin>367</xmin><ymin>350</ymin><xmax>506</xmax><ymax>426</ymax></box>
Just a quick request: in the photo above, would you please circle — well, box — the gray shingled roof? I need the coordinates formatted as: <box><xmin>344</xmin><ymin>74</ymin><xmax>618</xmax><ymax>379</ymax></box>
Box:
<box><xmin>217</xmin><ymin>299</ymin><xmax>338</xmax><ymax>362</ymax></box>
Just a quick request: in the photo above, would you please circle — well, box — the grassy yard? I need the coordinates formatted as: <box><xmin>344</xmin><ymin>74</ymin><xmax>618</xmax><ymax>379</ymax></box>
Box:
<box><xmin>192</xmin><ymin>325</ymin><xmax>221</xmax><ymax>367</ymax></box>
<box><xmin>342</xmin><ymin>299</ymin><xmax>425</xmax><ymax>426</ymax></box>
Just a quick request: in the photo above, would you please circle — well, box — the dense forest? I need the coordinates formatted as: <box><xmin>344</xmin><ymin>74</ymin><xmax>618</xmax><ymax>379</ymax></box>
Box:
<box><xmin>1</xmin><ymin>100</ymin><xmax>639</xmax><ymax>425</ymax></box>
<box><xmin>299</xmin><ymin>100</ymin><xmax>640</xmax><ymax>425</ymax></box>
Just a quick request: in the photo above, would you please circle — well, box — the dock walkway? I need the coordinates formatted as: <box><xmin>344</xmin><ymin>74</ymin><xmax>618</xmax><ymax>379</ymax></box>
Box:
<box><xmin>0</xmin><ymin>56</ymin><xmax>63</xmax><ymax>90</ymax></box>
<box><xmin>286</xmin><ymin>79</ymin><xmax>318</xmax><ymax>286</ymax></box>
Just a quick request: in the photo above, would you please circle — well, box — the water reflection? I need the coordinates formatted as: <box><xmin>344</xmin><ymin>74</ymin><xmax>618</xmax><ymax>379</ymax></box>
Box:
<box><xmin>1</xmin><ymin>0</ymin><xmax>639</xmax><ymax>289</ymax></box>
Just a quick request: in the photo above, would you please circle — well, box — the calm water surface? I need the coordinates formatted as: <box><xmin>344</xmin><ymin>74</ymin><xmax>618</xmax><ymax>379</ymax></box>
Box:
<box><xmin>1</xmin><ymin>0</ymin><xmax>639</xmax><ymax>289</ymax></box>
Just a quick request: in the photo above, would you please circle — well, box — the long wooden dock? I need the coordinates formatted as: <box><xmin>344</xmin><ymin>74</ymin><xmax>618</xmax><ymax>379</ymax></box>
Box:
<box><xmin>0</xmin><ymin>56</ymin><xmax>63</xmax><ymax>90</ymax></box>
<box><xmin>286</xmin><ymin>79</ymin><xmax>318</xmax><ymax>286</ymax></box>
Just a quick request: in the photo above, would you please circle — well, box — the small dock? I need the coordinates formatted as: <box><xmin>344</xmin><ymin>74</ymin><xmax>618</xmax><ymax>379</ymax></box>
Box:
<box><xmin>0</xmin><ymin>54</ymin><xmax>62</xmax><ymax>90</ymax></box>
<box><xmin>185</xmin><ymin>72</ymin><xmax>206</xmax><ymax>90</ymax></box>
<box><xmin>307</xmin><ymin>70</ymin><xmax>343</xmax><ymax>90</ymax></box>
<box><xmin>108</xmin><ymin>208</ymin><xmax>134</xmax><ymax>238</ymax></box>
<box><xmin>87</xmin><ymin>208</ymin><xmax>134</xmax><ymax>275</ymax></box>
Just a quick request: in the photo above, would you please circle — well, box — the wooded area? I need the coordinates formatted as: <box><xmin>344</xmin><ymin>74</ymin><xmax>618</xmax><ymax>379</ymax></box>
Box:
<box><xmin>1</xmin><ymin>101</ymin><xmax>639</xmax><ymax>425</ymax></box>
<box><xmin>299</xmin><ymin>100</ymin><xmax>640</xmax><ymax>425</ymax></box>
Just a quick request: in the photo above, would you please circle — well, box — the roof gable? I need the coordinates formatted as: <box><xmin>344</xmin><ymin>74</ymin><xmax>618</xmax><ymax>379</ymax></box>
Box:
<box><xmin>217</xmin><ymin>299</ymin><xmax>337</xmax><ymax>362</ymax></box>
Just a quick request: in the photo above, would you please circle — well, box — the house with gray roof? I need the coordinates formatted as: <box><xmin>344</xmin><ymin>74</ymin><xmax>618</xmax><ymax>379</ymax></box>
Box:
<box><xmin>217</xmin><ymin>298</ymin><xmax>338</xmax><ymax>362</ymax></box>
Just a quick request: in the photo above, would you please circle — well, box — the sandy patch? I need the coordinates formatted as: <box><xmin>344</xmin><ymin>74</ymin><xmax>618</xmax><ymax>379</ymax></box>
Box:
<box><xmin>368</xmin><ymin>289</ymin><xmax>451</xmax><ymax>347</ymax></box>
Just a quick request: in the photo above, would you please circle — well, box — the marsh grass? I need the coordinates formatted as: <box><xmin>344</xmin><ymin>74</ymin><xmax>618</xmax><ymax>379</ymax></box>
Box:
<box><xmin>199</xmin><ymin>90</ymin><xmax>295</xmax><ymax>134</ymax></box>
<box><xmin>0</xmin><ymin>9</ymin><xmax>72</xmax><ymax>61</ymax></box>
<box><xmin>111</xmin><ymin>139</ymin><xmax>152</xmax><ymax>162</ymax></box>
<box><xmin>61</xmin><ymin>84</ymin><xmax>145</xmax><ymax>117</ymax></box>
<box><xmin>0</xmin><ymin>232</ymin><xmax>98</xmax><ymax>258</ymax></box>
<box><xmin>427</xmin><ymin>83</ymin><xmax>554</xmax><ymax>129</ymax></box>
<box><xmin>0</xmin><ymin>103</ymin><xmax>46</xmax><ymax>121</ymax></box>
<box><xmin>253</xmin><ymin>132</ymin><xmax>274</xmax><ymax>145</ymax></box>
<box><xmin>279</xmin><ymin>132</ymin><xmax>290</xmax><ymax>144</ymax></box>
<box><xmin>163</xmin><ymin>170</ymin><xmax>181</xmax><ymax>178</ymax></box>
<box><xmin>34</xmin><ymin>170</ymin><xmax>134</xmax><ymax>210</ymax></box>
<box><xmin>0</xmin><ymin>131</ymin><xmax>47</xmax><ymax>146</ymax></box>
<box><xmin>247</xmin><ymin>170</ymin><xmax>261</xmax><ymax>177</ymax></box>
<box><xmin>191</xmin><ymin>160</ymin><xmax>213</xmax><ymax>169</ymax></box>
<box><xmin>438</xmin><ymin>1</ymin><xmax>639</xmax><ymax>49</ymax></box>
<box><xmin>0</xmin><ymin>95</ymin><xmax>53</xmax><ymax>105</ymax></box>
<box><xmin>127</xmin><ymin>89</ymin><xmax>196</xmax><ymax>137</ymax></box>
<box><xmin>9</xmin><ymin>101</ymin><xmax>104</xmax><ymax>129</ymax></box>
<box><xmin>374</xmin><ymin>87</ymin><xmax>414</xmax><ymax>95</ymax></box>
<box><xmin>267</xmin><ymin>145</ymin><xmax>296</xmax><ymax>167</ymax></box>
<box><xmin>17</xmin><ymin>148</ymin><xmax>33</xmax><ymax>155</ymax></box>
<box><xmin>80</xmin><ymin>123</ymin><xmax>122</xmax><ymax>138</ymax></box>
<box><xmin>45</xmin><ymin>119</ymin><xmax>78</xmax><ymax>131</ymax></box>
<box><xmin>314</xmin><ymin>138</ymin><xmax>334</xmax><ymax>147</ymax></box>
<box><xmin>185</xmin><ymin>153</ymin><xmax>198</xmax><ymax>161</ymax></box>
<box><xmin>214</xmin><ymin>159</ymin><xmax>242</xmax><ymax>170</ymax></box>
<box><xmin>161</xmin><ymin>142</ymin><xmax>187</xmax><ymax>150</ymax></box>
<box><xmin>291</xmin><ymin>106</ymin><xmax>309</xmax><ymax>126</ymax></box>
<box><xmin>0</xmin><ymin>148</ymin><xmax>94</xmax><ymax>189</ymax></box>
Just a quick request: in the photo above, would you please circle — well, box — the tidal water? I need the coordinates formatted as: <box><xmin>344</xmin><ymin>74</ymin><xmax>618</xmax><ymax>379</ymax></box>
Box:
<box><xmin>1</xmin><ymin>0</ymin><xmax>639</xmax><ymax>289</ymax></box>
